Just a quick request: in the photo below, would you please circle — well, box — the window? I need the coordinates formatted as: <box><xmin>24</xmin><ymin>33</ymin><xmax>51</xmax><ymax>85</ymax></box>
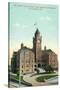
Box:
<box><xmin>26</xmin><ymin>69</ymin><xmax>29</xmax><ymax>71</ymax></box>
<box><xmin>35</xmin><ymin>65</ymin><xmax>36</xmax><ymax>67</ymax></box>
<box><xmin>22</xmin><ymin>70</ymin><xmax>23</xmax><ymax>72</ymax></box>
<box><xmin>22</xmin><ymin>66</ymin><xmax>23</xmax><ymax>68</ymax></box>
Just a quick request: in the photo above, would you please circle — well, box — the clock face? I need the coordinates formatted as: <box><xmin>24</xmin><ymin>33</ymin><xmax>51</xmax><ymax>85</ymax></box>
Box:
<box><xmin>37</xmin><ymin>40</ymin><xmax>40</xmax><ymax>43</ymax></box>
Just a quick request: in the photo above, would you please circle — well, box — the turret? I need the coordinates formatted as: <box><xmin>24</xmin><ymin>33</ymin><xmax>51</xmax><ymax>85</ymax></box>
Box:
<box><xmin>44</xmin><ymin>46</ymin><xmax>46</xmax><ymax>51</ymax></box>
<box><xmin>21</xmin><ymin>43</ymin><xmax>24</xmax><ymax>49</ymax></box>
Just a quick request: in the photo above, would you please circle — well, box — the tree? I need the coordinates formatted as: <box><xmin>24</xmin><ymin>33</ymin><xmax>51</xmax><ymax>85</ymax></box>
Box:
<box><xmin>44</xmin><ymin>64</ymin><xmax>53</xmax><ymax>73</ymax></box>
<box><xmin>11</xmin><ymin>52</ymin><xmax>17</xmax><ymax>73</ymax></box>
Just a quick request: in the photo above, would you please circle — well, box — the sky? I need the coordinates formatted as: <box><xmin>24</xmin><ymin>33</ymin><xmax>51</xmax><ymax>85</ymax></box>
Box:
<box><xmin>9</xmin><ymin>3</ymin><xmax>58</xmax><ymax>64</ymax></box>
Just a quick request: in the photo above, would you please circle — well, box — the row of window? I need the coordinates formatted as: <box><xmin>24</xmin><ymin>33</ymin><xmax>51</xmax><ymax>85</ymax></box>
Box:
<box><xmin>21</xmin><ymin>65</ymin><xmax>34</xmax><ymax>68</ymax></box>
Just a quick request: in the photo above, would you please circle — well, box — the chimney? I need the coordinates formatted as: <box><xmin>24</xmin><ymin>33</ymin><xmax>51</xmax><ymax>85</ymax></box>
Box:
<box><xmin>21</xmin><ymin>43</ymin><xmax>24</xmax><ymax>49</ymax></box>
<box><xmin>44</xmin><ymin>46</ymin><xmax>46</xmax><ymax>51</ymax></box>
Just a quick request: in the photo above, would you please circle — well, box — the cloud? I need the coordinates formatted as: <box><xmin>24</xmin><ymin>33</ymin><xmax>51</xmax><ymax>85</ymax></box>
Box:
<box><xmin>46</xmin><ymin>16</ymin><xmax>51</xmax><ymax>21</ymax></box>
<box><xmin>13</xmin><ymin>23</ymin><xmax>29</xmax><ymax>30</ymax></box>
<box><xmin>40</xmin><ymin>16</ymin><xmax>51</xmax><ymax>21</ymax></box>
<box><xmin>22</xmin><ymin>25</ymin><xmax>28</xmax><ymax>29</ymax></box>
<box><xmin>13</xmin><ymin>23</ymin><xmax>20</xmax><ymax>30</ymax></box>
<box><xmin>14</xmin><ymin>23</ymin><xmax>20</xmax><ymax>27</ymax></box>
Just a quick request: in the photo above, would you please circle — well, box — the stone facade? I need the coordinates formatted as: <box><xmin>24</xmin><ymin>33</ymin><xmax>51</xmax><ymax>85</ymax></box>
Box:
<box><xmin>42</xmin><ymin>49</ymin><xmax>58</xmax><ymax>69</ymax></box>
<box><xmin>48</xmin><ymin>51</ymin><xmax>58</xmax><ymax>69</ymax></box>
<box><xmin>19</xmin><ymin>47</ymin><xmax>34</xmax><ymax>75</ymax></box>
<box><xmin>11</xmin><ymin>28</ymin><xmax>58</xmax><ymax>74</ymax></box>
<box><xmin>33</xmin><ymin>28</ymin><xmax>42</xmax><ymax>68</ymax></box>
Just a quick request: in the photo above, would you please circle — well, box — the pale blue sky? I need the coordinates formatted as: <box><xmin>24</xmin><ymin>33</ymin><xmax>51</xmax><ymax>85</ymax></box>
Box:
<box><xmin>9</xmin><ymin>3</ymin><xmax>58</xmax><ymax>59</ymax></box>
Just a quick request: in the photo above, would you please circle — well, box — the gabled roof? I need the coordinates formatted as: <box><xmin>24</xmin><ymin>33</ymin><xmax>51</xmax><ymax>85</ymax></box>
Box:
<box><xmin>17</xmin><ymin>46</ymin><xmax>33</xmax><ymax>53</ymax></box>
<box><xmin>42</xmin><ymin>49</ymin><xmax>57</xmax><ymax>55</ymax></box>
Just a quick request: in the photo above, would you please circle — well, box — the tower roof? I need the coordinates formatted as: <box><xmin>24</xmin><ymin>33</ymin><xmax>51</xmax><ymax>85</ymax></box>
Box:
<box><xmin>35</xmin><ymin>28</ymin><xmax>40</xmax><ymax>34</ymax></box>
<box><xmin>35</xmin><ymin>28</ymin><xmax>40</xmax><ymax>37</ymax></box>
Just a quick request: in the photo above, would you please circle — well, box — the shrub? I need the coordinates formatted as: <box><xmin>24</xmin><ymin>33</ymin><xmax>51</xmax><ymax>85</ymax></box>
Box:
<box><xmin>43</xmin><ymin>64</ymin><xmax>53</xmax><ymax>73</ymax></box>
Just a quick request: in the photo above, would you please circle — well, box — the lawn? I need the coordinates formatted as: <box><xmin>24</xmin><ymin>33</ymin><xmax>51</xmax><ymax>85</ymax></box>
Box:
<box><xmin>14</xmin><ymin>75</ymin><xmax>19</xmax><ymax>80</ymax></box>
<box><xmin>30</xmin><ymin>72</ymin><xmax>55</xmax><ymax>77</ymax></box>
<box><xmin>10</xmin><ymin>74</ymin><xmax>32</xmax><ymax>86</ymax></box>
<box><xmin>36</xmin><ymin>74</ymin><xmax>57</xmax><ymax>82</ymax></box>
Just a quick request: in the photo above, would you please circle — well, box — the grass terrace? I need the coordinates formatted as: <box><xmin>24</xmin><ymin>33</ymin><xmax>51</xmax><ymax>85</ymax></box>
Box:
<box><xmin>36</xmin><ymin>74</ymin><xmax>58</xmax><ymax>82</ymax></box>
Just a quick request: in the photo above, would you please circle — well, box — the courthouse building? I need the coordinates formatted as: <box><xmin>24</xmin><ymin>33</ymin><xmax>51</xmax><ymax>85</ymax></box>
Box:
<box><xmin>11</xmin><ymin>28</ymin><xmax>58</xmax><ymax>74</ymax></box>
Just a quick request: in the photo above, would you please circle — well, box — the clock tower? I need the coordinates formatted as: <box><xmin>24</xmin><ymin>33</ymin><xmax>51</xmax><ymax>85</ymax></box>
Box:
<box><xmin>33</xmin><ymin>28</ymin><xmax>42</xmax><ymax>68</ymax></box>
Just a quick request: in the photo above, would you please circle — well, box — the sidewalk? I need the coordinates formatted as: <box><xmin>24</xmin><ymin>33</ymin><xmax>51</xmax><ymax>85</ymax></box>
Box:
<box><xmin>23</xmin><ymin>73</ymin><xmax>58</xmax><ymax>86</ymax></box>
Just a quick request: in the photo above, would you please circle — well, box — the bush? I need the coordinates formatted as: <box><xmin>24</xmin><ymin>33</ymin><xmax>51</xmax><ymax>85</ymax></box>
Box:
<box><xmin>43</xmin><ymin>64</ymin><xmax>53</xmax><ymax>73</ymax></box>
<box><xmin>17</xmin><ymin>71</ymin><xmax>19</xmax><ymax>76</ymax></box>
<box><xmin>36</xmin><ymin>77</ymin><xmax>45</xmax><ymax>82</ymax></box>
<box><xmin>21</xmin><ymin>76</ymin><xmax>23</xmax><ymax>81</ymax></box>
